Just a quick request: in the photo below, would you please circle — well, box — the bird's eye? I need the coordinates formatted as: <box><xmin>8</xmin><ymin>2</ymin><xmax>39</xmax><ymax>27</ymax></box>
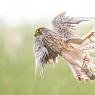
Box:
<box><xmin>37</xmin><ymin>29</ymin><xmax>41</xmax><ymax>32</ymax></box>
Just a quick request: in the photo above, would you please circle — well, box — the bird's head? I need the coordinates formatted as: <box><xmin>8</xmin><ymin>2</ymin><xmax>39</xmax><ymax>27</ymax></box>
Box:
<box><xmin>34</xmin><ymin>27</ymin><xmax>47</xmax><ymax>37</ymax></box>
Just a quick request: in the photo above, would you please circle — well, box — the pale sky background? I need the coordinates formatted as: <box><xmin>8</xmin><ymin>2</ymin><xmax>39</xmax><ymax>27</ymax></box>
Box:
<box><xmin>0</xmin><ymin>0</ymin><xmax>95</xmax><ymax>25</ymax></box>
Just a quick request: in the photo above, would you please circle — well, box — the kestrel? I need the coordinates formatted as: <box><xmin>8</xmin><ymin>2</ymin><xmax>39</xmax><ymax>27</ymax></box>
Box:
<box><xmin>34</xmin><ymin>12</ymin><xmax>95</xmax><ymax>80</ymax></box>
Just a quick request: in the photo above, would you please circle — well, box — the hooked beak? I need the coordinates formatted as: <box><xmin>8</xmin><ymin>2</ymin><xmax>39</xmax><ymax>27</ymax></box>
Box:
<box><xmin>34</xmin><ymin>34</ymin><xmax>37</xmax><ymax>37</ymax></box>
<box><xmin>34</xmin><ymin>32</ymin><xmax>38</xmax><ymax>37</ymax></box>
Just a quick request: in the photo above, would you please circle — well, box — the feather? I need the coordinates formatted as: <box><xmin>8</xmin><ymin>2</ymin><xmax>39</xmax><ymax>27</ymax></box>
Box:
<box><xmin>78</xmin><ymin>32</ymin><xmax>95</xmax><ymax>52</ymax></box>
<box><xmin>34</xmin><ymin>12</ymin><xmax>95</xmax><ymax>80</ymax></box>
<box><xmin>52</xmin><ymin>12</ymin><xmax>80</xmax><ymax>41</ymax></box>
<box><xmin>34</xmin><ymin>35</ymin><xmax>58</xmax><ymax>79</ymax></box>
<box><xmin>52</xmin><ymin>12</ymin><xmax>94</xmax><ymax>41</ymax></box>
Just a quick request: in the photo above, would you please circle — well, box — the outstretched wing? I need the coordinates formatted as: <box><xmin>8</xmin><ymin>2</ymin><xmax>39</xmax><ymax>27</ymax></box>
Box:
<box><xmin>34</xmin><ymin>36</ymin><xmax>58</xmax><ymax>79</ymax></box>
<box><xmin>78</xmin><ymin>31</ymin><xmax>95</xmax><ymax>52</ymax></box>
<box><xmin>52</xmin><ymin>12</ymin><xmax>94</xmax><ymax>41</ymax></box>
<box><xmin>68</xmin><ymin>64</ymin><xmax>90</xmax><ymax>80</ymax></box>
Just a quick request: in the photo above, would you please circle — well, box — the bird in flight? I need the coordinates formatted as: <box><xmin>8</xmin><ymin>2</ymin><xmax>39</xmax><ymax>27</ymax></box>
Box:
<box><xmin>34</xmin><ymin>12</ymin><xmax>95</xmax><ymax>80</ymax></box>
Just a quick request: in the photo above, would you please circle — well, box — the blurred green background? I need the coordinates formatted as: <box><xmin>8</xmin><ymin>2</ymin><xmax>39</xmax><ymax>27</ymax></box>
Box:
<box><xmin>0</xmin><ymin>20</ymin><xmax>95</xmax><ymax>95</ymax></box>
